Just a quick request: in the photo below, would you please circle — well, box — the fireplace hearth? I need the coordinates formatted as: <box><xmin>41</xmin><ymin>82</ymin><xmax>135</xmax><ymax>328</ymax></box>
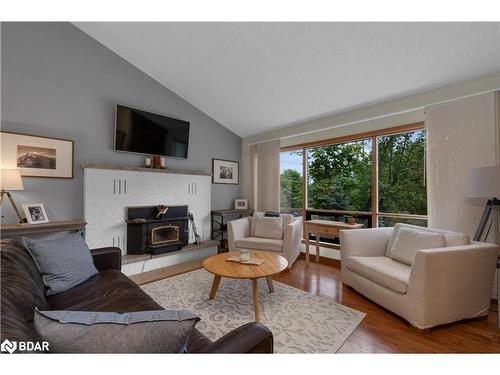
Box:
<box><xmin>126</xmin><ymin>205</ymin><xmax>189</xmax><ymax>255</ymax></box>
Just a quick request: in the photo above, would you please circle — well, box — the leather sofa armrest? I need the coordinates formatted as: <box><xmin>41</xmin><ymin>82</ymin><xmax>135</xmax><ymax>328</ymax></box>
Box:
<box><xmin>201</xmin><ymin>322</ymin><xmax>273</xmax><ymax>353</ymax></box>
<box><xmin>90</xmin><ymin>247</ymin><xmax>122</xmax><ymax>272</ymax></box>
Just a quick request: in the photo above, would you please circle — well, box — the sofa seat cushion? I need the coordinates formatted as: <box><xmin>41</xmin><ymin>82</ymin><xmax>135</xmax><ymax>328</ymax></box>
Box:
<box><xmin>46</xmin><ymin>270</ymin><xmax>162</xmax><ymax>312</ymax></box>
<box><xmin>345</xmin><ymin>256</ymin><xmax>411</xmax><ymax>294</ymax></box>
<box><xmin>235</xmin><ymin>237</ymin><xmax>283</xmax><ymax>253</ymax></box>
<box><xmin>46</xmin><ymin>270</ymin><xmax>213</xmax><ymax>353</ymax></box>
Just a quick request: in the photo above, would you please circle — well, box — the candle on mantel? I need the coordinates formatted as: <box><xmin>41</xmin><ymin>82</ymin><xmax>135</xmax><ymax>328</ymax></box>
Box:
<box><xmin>153</xmin><ymin>155</ymin><xmax>161</xmax><ymax>168</ymax></box>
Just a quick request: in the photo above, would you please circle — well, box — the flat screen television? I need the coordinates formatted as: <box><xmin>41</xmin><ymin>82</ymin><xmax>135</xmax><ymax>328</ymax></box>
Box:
<box><xmin>114</xmin><ymin>104</ymin><xmax>190</xmax><ymax>159</ymax></box>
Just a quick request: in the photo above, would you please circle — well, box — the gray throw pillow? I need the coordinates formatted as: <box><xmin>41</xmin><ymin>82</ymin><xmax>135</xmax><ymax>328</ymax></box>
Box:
<box><xmin>23</xmin><ymin>232</ymin><xmax>98</xmax><ymax>296</ymax></box>
<box><xmin>34</xmin><ymin>309</ymin><xmax>200</xmax><ymax>353</ymax></box>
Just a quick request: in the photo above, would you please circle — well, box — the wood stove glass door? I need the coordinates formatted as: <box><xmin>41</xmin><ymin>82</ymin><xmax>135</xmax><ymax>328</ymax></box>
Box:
<box><xmin>150</xmin><ymin>225</ymin><xmax>179</xmax><ymax>245</ymax></box>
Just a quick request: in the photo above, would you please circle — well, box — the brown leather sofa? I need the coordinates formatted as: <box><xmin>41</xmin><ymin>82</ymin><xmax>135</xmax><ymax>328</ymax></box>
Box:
<box><xmin>0</xmin><ymin>239</ymin><xmax>273</xmax><ymax>353</ymax></box>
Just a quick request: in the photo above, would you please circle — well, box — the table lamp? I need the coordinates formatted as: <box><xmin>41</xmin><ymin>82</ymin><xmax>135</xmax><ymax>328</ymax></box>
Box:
<box><xmin>0</xmin><ymin>169</ymin><xmax>25</xmax><ymax>223</ymax></box>
<box><xmin>465</xmin><ymin>166</ymin><xmax>500</xmax><ymax>241</ymax></box>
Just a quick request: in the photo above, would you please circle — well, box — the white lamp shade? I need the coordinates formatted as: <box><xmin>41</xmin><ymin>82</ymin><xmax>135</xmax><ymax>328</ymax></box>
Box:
<box><xmin>465</xmin><ymin>166</ymin><xmax>500</xmax><ymax>198</ymax></box>
<box><xmin>1</xmin><ymin>169</ymin><xmax>24</xmax><ymax>191</ymax></box>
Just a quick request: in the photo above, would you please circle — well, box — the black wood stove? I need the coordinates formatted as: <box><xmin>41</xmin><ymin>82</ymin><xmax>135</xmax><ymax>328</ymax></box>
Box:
<box><xmin>125</xmin><ymin>205</ymin><xmax>189</xmax><ymax>255</ymax></box>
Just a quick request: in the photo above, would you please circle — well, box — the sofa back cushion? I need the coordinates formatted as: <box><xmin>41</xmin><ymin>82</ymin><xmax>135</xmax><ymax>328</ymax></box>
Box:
<box><xmin>385</xmin><ymin>223</ymin><xmax>470</xmax><ymax>256</ymax></box>
<box><xmin>388</xmin><ymin>227</ymin><xmax>446</xmax><ymax>266</ymax></box>
<box><xmin>251</xmin><ymin>212</ymin><xmax>295</xmax><ymax>237</ymax></box>
<box><xmin>254</xmin><ymin>216</ymin><xmax>283</xmax><ymax>240</ymax></box>
<box><xmin>1</xmin><ymin>239</ymin><xmax>49</xmax><ymax>344</ymax></box>
<box><xmin>250</xmin><ymin>212</ymin><xmax>265</xmax><ymax>236</ymax></box>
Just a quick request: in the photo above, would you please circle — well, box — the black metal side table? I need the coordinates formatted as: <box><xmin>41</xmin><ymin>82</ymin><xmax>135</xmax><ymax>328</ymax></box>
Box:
<box><xmin>211</xmin><ymin>209</ymin><xmax>254</xmax><ymax>251</ymax></box>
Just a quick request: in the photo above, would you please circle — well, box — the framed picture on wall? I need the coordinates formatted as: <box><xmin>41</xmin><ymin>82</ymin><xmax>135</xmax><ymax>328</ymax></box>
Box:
<box><xmin>212</xmin><ymin>158</ymin><xmax>239</xmax><ymax>185</ymax></box>
<box><xmin>22</xmin><ymin>203</ymin><xmax>49</xmax><ymax>224</ymax></box>
<box><xmin>0</xmin><ymin>131</ymin><xmax>74</xmax><ymax>178</ymax></box>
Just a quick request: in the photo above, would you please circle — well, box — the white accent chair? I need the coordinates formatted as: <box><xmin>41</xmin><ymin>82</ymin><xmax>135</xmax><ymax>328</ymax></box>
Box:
<box><xmin>340</xmin><ymin>223</ymin><xmax>499</xmax><ymax>329</ymax></box>
<box><xmin>228</xmin><ymin>212</ymin><xmax>303</xmax><ymax>269</ymax></box>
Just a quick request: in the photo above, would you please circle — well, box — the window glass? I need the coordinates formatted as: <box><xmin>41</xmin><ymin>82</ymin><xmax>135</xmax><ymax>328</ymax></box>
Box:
<box><xmin>280</xmin><ymin>150</ymin><xmax>303</xmax><ymax>209</ymax></box>
<box><xmin>378</xmin><ymin>130</ymin><xmax>427</xmax><ymax>215</ymax></box>
<box><xmin>307</xmin><ymin>139</ymin><xmax>372</xmax><ymax>212</ymax></box>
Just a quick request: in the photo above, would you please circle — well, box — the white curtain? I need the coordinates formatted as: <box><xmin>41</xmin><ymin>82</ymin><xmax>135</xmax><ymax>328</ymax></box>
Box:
<box><xmin>425</xmin><ymin>92</ymin><xmax>498</xmax><ymax>234</ymax></box>
<box><xmin>249</xmin><ymin>140</ymin><xmax>280</xmax><ymax>211</ymax></box>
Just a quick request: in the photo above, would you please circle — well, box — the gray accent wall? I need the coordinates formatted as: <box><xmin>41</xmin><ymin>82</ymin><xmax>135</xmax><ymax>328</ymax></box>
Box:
<box><xmin>1</xmin><ymin>22</ymin><xmax>241</xmax><ymax>224</ymax></box>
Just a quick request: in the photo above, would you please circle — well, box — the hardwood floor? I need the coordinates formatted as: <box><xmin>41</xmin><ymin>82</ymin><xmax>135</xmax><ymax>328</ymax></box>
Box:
<box><xmin>135</xmin><ymin>255</ymin><xmax>500</xmax><ymax>353</ymax></box>
<box><xmin>274</xmin><ymin>257</ymin><xmax>500</xmax><ymax>353</ymax></box>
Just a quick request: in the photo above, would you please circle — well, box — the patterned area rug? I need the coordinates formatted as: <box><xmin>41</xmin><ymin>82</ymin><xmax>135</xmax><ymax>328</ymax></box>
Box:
<box><xmin>142</xmin><ymin>268</ymin><xmax>365</xmax><ymax>353</ymax></box>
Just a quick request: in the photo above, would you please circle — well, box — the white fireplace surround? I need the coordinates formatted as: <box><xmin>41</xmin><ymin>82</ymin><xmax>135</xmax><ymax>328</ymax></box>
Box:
<box><xmin>83</xmin><ymin>164</ymin><xmax>212</xmax><ymax>255</ymax></box>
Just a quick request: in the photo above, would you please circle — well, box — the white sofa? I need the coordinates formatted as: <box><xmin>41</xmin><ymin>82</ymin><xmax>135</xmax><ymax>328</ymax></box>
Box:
<box><xmin>340</xmin><ymin>223</ymin><xmax>499</xmax><ymax>329</ymax></box>
<box><xmin>228</xmin><ymin>212</ymin><xmax>303</xmax><ymax>268</ymax></box>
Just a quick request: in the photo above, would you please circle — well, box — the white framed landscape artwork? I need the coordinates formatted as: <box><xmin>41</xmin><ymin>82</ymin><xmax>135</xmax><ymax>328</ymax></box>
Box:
<box><xmin>0</xmin><ymin>131</ymin><xmax>74</xmax><ymax>178</ymax></box>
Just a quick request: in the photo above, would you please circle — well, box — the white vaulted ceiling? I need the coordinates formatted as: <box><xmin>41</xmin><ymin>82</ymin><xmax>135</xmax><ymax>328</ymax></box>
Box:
<box><xmin>74</xmin><ymin>22</ymin><xmax>500</xmax><ymax>138</ymax></box>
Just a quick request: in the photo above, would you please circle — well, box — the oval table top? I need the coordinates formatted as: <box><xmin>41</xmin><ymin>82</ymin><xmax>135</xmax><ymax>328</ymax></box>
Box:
<box><xmin>202</xmin><ymin>251</ymin><xmax>288</xmax><ymax>280</ymax></box>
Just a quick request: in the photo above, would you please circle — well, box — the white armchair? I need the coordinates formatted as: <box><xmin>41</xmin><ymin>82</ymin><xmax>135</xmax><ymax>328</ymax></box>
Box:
<box><xmin>228</xmin><ymin>213</ymin><xmax>303</xmax><ymax>268</ymax></box>
<box><xmin>340</xmin><ymin>224</ymin><xmax>499</xmax><ymax>329</ymax></box>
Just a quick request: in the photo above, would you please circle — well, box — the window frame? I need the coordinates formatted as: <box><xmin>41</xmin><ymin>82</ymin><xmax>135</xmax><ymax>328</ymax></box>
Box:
<box><xmin>280</xmin><ymin>122</ymin><xmax>427</xmax><ymax>245</ymax></box>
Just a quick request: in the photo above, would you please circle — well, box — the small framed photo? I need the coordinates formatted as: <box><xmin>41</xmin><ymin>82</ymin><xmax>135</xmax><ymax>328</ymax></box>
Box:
<box><xmin>0</xmin><ymin>131</ymin><xmax>74</xmax><ymax>179</ymax></box>
<box><xmin>22</xmin><ymin>203</ymin><xmax>49</xmax><ymax>224</ymax></box>
<box><xmin>212</xmin><ymin>159</ymin><xmax>239</xmax><ymax>185</ymax></box>
<box><xmin>234</xmin><ymin>199</ymin><xmax>249</xmax><ymax>210</ymax></box>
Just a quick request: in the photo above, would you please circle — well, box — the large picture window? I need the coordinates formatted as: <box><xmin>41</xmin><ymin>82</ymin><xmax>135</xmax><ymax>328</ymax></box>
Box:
<box><xmin>279</xmin><ymin>123</ymin><xmax>427</xmax><ymax>240</ymax></box>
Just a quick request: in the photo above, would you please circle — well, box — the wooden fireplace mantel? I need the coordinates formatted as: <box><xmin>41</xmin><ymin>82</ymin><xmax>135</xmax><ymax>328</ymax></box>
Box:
<box><xmin>81</xmin><ymin>163</ymin><xmax>211</xmax><ymax>177</ymax></box>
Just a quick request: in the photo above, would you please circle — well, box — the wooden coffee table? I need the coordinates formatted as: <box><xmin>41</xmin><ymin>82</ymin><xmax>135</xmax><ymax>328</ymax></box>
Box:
<box><xmin>202</xmin><ymin>251</ymin><xmax>288</xmax><ymax>322</ymax></box>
